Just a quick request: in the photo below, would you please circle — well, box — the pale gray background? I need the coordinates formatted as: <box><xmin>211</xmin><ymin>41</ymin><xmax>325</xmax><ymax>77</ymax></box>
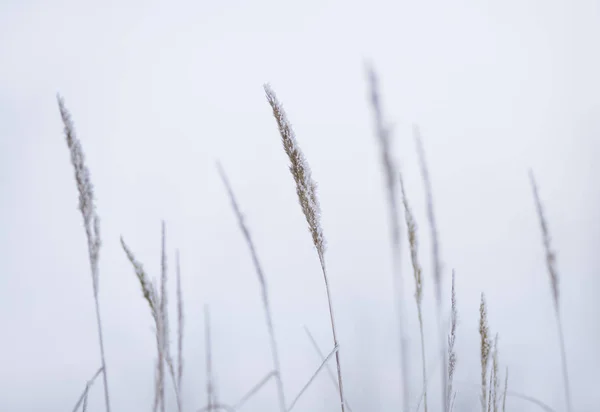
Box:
<box><xmin>0</xmin><ymin>0</ymin><xmax>598</xmax><ymax>411</ymax></box>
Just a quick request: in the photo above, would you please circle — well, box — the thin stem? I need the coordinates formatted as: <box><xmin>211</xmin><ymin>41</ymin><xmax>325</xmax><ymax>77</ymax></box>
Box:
<box><xmin>304</xmin><ymin>326</ymin><xmax>354</xmax><ymax>412</ymax></box>
<box><xmin>556</xmin><ymin>313</ymin><xmax>572</xmax><ymax>412</ymax></box>
<box><xmin>318</xmin><ymin>257</ymin><xmax>346</xmax><ymax>412</ymax></box>
<box><xmin>234</xmin><ymin>371</ymin><xmax>277</xmax><ymax>410</ymax></box>
<box><xmin>217</xmin><ymin>163</ymin><xmax>287</xmax><ymax>412</ymax></box>
<box><xmin>529</xmin><ymin>171</ymin><xmax>572</xmax><ymax>412</ymax></box>
<box><xmin>205</xmin><ymin>306</ymin><xmax>215</xmax><ymax>412</ymax></box>
<box><xmin>94</xmin><ymin>299</ymin><xmax>111</xmax><ymax>412</ymax></box>
<box><xmin>287</xmin><ymin>344</ymin><xmax>339</xmax><ymax>412</ymax></box>
<box><xmin>366</xmin><ymin>65</ymin><xmax>410</xmax><ymax>411</ymax></box>
<box><xmin>414</xmin><ymin>125</ymin><xmax>446</xmax><ymax>412</ymax></box>
<box><xmin>71</xmin><ymin>367</ymin><xmax>104</xmax><ymax>412</ymax></box>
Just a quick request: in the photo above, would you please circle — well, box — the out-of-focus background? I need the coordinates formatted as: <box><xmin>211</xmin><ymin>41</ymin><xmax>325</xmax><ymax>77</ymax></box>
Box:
<box><xmin>1</xmin><ymin>1</ymin><xmax>599</xmax><ymax>411</ymax></box>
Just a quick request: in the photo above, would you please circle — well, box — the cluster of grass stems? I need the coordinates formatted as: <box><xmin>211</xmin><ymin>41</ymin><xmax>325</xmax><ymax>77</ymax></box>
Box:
<box><xmin>58</xmin><ymin>68</ymin><xmax>572</xmax><ymax>412</ymax></box>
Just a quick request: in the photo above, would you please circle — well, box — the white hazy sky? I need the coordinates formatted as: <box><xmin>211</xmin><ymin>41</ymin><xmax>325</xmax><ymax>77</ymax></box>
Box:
<box><xmin>1</xmin><ymin>1</ymin><xmax>599</xmax><ymax>411</ymax></box>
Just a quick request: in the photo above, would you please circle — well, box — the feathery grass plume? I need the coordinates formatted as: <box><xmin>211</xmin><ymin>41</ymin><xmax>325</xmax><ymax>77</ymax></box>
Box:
<box><xmin>121</xmin><ymin>230</ymin><xmax>180</xmax><ymax>412</ymax></box>
<box><xmin>120</xmin><ymin>236</ymin><xmax>162</xmax><ymax>412</ymax></box>
<box><xmin>399</xmin><ymin>172</ymin><xmax>428</xmax><ymax>412</ymax></box>
<box><xmin>414</xmin><ymin>124</ymin><xmax>448</xmax><ymax>411</ymax></box>
<box><xmin>502</xmin><ymin>367</ymin><xmax>508</xmax><ymax>412</ymax></box>
<box><xmin>176</xmin><ymin>250</ymin><xmax>184</xmax><ymax>406</ymax></box>
<box><xmin>479</xmin><ymin>293</ymin><xmax>491</xmax><ymax>412</ymax></box>
<box><xmin>158</xmin><ymin>223</ymin><xmax>183</xmax><ymax>412</ymax></box>
<box><xmin>58</xmin><ymin>96</ymin><xmax>111</xmax><ymax>412</ymax></box>
<box><xmin>492</xmin><ymin>335</ymin><xmax>499</xmax><ymax>412</ymax></box>
<box><xmin>264</xmin><ymin>84</ymin><xmax>346</xmax><ymax>412</ymax></box>
<box><xmin>529</xmin><ymin>170</ymin><xmax>572</xmax><ymax>412</ymax></box>
<box><xmin>158</xmin><ymin>224</ymin><xmax>183</xmax><ymax>412</ymax></box>
<box><xmin>120</xmin><ymin>237</ymin><xmax>159</xmax><ymax>322</ymax></box>
<box><xmin>217</xmin><ymin>162</ymin><xmax>287</xmax><ymax>412</ymax></box>
<box><xmin>447</xmin><ymin>270</ymin><xmax>457</xmax><ymax>410</ymax></box>
<box><xmin>365</xmin><ymin>65</ymin><xmax>410</xmax><ymax>412</ymax></box>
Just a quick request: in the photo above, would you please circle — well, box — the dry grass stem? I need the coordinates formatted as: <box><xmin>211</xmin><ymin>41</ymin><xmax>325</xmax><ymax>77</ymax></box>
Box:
<box><xmin>205</xmin><ymin>305</ymin><xmax>216</xmax><ymax>412</ymax></box>
<box><xmin>529</xmin><ymin>171</ymin><xmax>572</xmax><ymax>412</ymax></box>
<box><xmin>502</xmin><ymin>368</ymin><xmax>508</xmax><ymax>412</ymax></box>
<box><xmin>399</xmin><ymin>172</ymin><xmax>428</xmax><ymax>412</ymax></box>
<box><xmin>502</xmin><ymin>390</ymin><xmax>557</xmax><ymax>412</ymax></box>
<box><xmin>264</xmin><ymin>84</ymin><xmax>345</xmax><ymax>412</ymax></box>
<box><xmin>160</xmin><ymin>222</ymin><xmax>168</xmax><ymax>412</ymax></box>
<box><xmin>366</xmin><ymin>65</ymin><xmax>410</xmax><ymax>411</ymax></box>
<box><xmin>233</xmin><ymin>371</ymin><xmax>277</xmax><ymax>410</ymax></box>
<box><xmin>217</xmin><ymin>162</ymin><xmax>287</xmax><ymax>412</ymax></box>
<box><xmin>71</xmin><ymin>367</ymin><xmax>104</xmax><ymax>412</ymax></box>
<box><xmin>449</xmin><ymin>392</ymin><xmax>457</xmax><ymax>412</ymax></box>
<box><xmin>120</xmin><ymin>238</ymin><xmax>159</xmax><ymax>321</ymax></box>
<box><xmin>479</xmin><ymin>294</ymin><xmax>491</xmax><ymax>412</ymax></box>
<box><xmin>176</xmin><ymin>249</ymin><xmax>184</xmax><ymax>407</ymax></box>
<box><xmin>447</xmin><ymin>270</ymin><xmax>457</xmax><ymax>410</ymax></box>
<box><xmin>121</xmin><ymin>235</ymin><xmax>163</xmax><ymax>412</ymax></box>
<box><xmin>82</xmin><ymin>384</ymin><xmax>90</xmax><ymax>412</ymax></box>
<box><xmin>287</xmin><ymin>344</ymin><xmax>339</xmax><ymax>412</ymax></box>
<box><xmin>121</xmin><ymin>228</ymin><xmax>181</xmax><ymax>412</ymax></box>
<box><xmin>487</xmin><ymin>363</ymin><xmax>493</xmax><ymax>412</ymax></box>
<box><xmin>58</xmin><ymin>96</ymin><xmax>111</xmax><ymax>412</ymax></box>
<box><xmin>414</xmin><ymin>124</ymin><xmax>447</xmax><ymax>412</ymax></box>
<box><xmin>492</xmin><ymin>335</ymin><xmax>499</xmax><ymax>412</ymax></box>
<box><xmin>304</xmin><ymin>326</ymin><xmax>354</xmax><ymax>412</ymax></box>
<box><xmin>415</xmin><ymin>343</ymin><xmax>453</xmax><ymax>412</ymax></box>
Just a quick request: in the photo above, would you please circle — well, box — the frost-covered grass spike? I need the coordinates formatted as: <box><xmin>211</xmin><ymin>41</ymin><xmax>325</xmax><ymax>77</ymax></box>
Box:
<box><xmin>57</xmin><ymin>95</ymin><xmax>111</xmax><ymax>412</ymax></box>
<box><xmin>264</xmin><ymin>84</ymin><xmax>345</xmax><ymax>412</ymax></box>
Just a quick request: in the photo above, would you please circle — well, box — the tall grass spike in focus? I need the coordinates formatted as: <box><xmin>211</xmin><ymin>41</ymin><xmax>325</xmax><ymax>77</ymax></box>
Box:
<box><xmin>57</xmin><ymin>96</ymin><xmax>111</xmax><ymax>412</ymax></box>
<box><xmin>529</xmin><ymin>171</ymin><xmax>572</xmax><ymax>412</ymax></box>
<box><xmin>264</xmin><ymin>83</ymin><xmax>346</xmax><ymax>412</ymax></box>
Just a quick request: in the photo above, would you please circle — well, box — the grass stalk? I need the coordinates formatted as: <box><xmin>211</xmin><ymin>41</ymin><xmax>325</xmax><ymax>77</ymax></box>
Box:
<box><xmin>287</xmin><ymin>344</ymin><xmax>339</xmax><ymax>412</ymax></box>
<box><xmin>502</xmin><ymin>368</ymin><xmax>508</xmax><ymax>412</ymax></box>
<box><xmin>399</xmin><ymin>172</ymin><xmax>427</xmax><ymax>412</ymax></box>
<box><xmin>58</xmin><ymin>96</ymin><xmax>111</xmax><ymax>412</ymax></box>
<box><xmin>365</xmin><ymin>66</ymin><xmax>410</xmax><ymax>411</ymax></box>
<box><xmin>304</xmin><ymin>326</ymin><xmax>354</xmax><ymax>412</ymax></box>
<box><xmin>414</xmin><ymin>125</ymin><xmax>447</xmax><ymax>412</ymax></box>
<box><xmin>217</xmin><ymin>162</ymin><xmax>287</xmax><ymax>412</ymax></box>
<box><xmin>205</xmin><ymin>305</ymin><xmax>215</xmax><ymax>412</ymax></box>
<box><xmin>492</xmin><ymin>335</ymin><xmax>499</xmax><ymax>412</ymax></box>
<box><xmin>529</xmin><ymin>171</ymin><xmax>572</xmax><ymax>412</ymax></box>
<box><xmin>71</xmin><ymin>367</ymin><xmax>104</xmax><ymax>412</ymax></box>
<box><xmin>479</xmin><ymin>294</ymin><xmax>491</xmax><ymax>412</ymax></box>
<box><xmin>264</xmin><ymin>84</ymin><xmax>346</xmax><ymax>412</ymax></box>
<box><xmin>447</xmin><ymin>270</ymin><xmax>457</xmax><ymax>410</ymax></box>
<box><xmin>176</xmin><ymin>249</ymin><xmax>184</xmax><ymax>409</ymax></box>
<box><xmin>121</xmin><ymin>231</ymin><xmax>179</xmax><ymax>412</ymax></box>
